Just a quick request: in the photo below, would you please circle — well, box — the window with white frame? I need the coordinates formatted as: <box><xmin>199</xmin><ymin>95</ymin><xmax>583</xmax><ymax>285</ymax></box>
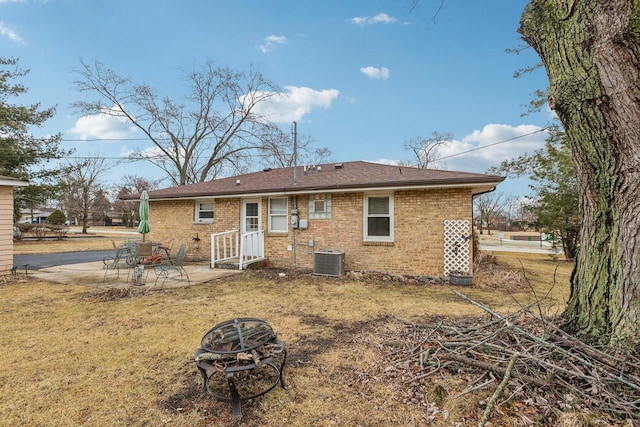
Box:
<box><xmin>195</xmin><ymin>201</ymin><xmax>214</xmax><ymax>223</ymax></box>
<box><xmin>309</xmin><ymin>194</ymin><xmax>331</xmax><ymax>219</ymax></box>
<box><xmin>269</xmin><ymin>197</ymin><xmax>288</xmax><ymax>232</ymax></box>
<box><xmin>364</xmin><ymin>194</ymin><xmax>393</xmax><ymax>241</ymax></box>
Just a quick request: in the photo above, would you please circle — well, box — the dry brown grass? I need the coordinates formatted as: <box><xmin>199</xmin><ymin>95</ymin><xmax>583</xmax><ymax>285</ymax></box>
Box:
<box><xmin>13</xmin><ymin>228</ymin><xmax>134</xmax><ymax>254</ymax></box>
<box><xmin>1</xmin><ymin>237</ymin><xmax>577</xmax><ymax>426</ymax></box>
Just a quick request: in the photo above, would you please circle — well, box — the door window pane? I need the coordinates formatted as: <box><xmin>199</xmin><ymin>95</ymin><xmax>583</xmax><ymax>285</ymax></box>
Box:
<box><xmin>245</xmin><ymin>203</ymin><xmax>258</xmax><ymax>217</ymax></box>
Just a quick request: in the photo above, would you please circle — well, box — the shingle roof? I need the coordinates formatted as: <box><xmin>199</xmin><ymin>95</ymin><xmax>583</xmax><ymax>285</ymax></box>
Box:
<box><xmin>136</xmin><ymin>161</ymin><xmax>504</xmax><ymax>200</ymax></box>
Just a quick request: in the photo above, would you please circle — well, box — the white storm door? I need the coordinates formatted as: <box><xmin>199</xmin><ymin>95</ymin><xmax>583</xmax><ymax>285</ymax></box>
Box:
<box><xmin>241</xmin><ymin>199</ymin><xmax>261</xmax><ymax>256</ymax></box>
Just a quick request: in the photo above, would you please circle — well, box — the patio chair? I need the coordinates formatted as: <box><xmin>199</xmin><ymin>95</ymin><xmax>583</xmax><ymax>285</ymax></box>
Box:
<box><xmin>156</xmin><ymin>238</ymin><xmax>175</xmax><ymax>263</ymax></box>
<box><xmin>153</xmin><ymin>243</ymin><xmax>190</xmax><ymax>288</ymax></box>
<box><xmin>103</xmin><ymin>240</ymin><xmax>139</xmax><ymax>282</ymax></box>
<box><xmin>138</xmin><ymin>241</ymin><xmax>153</xmax><ymax>258</ymax></box>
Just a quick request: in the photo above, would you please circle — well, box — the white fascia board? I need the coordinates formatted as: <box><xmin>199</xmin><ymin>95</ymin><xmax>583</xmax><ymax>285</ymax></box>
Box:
<box><xmin>0</xmin><ymin>178</ymin><xmax>29</xmax><ymax>187</ymax></box>
<box><xmin>147</xmin><ymin>182</ymin><xmax>500</xmax><ymax>202</ymax></box>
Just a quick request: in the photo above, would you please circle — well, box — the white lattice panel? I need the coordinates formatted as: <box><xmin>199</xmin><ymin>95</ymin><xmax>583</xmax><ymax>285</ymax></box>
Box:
<box><xmin>443</xmin><ymin>219</ymin><xmax>471</xmax><ymax>276</ymax></box>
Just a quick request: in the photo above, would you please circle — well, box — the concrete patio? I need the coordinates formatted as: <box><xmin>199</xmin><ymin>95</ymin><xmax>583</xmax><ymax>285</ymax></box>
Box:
<box><xmin>30</xmin><ymin>261</ymin><xmax>242</xmax><ymax>290</ymax></box>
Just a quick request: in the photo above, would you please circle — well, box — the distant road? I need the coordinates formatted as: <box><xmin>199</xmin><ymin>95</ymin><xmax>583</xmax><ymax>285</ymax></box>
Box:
<box><xmin>13</xmin><ymin>250</ymin><xmax>112</xmax><ymax>270</ymax></box>
<box><xmin>479</xmin><ymin>245</ymin><xmax>558</xmax><ymax>255</ymax></box>
<box><xmin>14</xmin><ymin>227</ymin><xmax>138</xmax><ymax>271</ymax></box>
<box><xmin>68</xmin><ymin>227</ymin><xmax>138</xmax><ymax>235</ymax></box>
<box><xmin>478</xmin><ymin>236</ymin><xmax>560</xmax><ymax>255</ymax></box>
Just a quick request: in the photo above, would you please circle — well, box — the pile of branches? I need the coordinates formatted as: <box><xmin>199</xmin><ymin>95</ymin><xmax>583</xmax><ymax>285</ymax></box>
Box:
<box><xmin>0</xmin><ymin>273</ymin><xmax>34</xmax><ymax>286</ymax></box>
<box><xmin>82</xmin><ymin>285</ymin><xmax>149</xmax><ymax>302</ymax></box>
<box><xmin>386</xmin><ymin>290</ymin><xmax>640</xmax><ymax>425</ymax></box>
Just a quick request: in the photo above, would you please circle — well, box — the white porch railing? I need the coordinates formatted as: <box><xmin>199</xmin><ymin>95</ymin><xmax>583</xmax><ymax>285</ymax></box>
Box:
<box><xmin>211</xmin><ymin>229</ymin><xmax>265</xmax><ymax>270</ymax></box>
<box><xmin>238</xmin><ymin>230</ymin><xmax>265</xmax><ymax>269</ymax></box>
<box><xmin>211</xmin><ymin>230</ymin><xmax>239</xmax><ymax>268</ymax></box>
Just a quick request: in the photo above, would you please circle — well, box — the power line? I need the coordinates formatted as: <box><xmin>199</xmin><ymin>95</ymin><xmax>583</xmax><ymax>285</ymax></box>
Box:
<box><xmin>435</xmin><ymin>127</ymin><xmax>550</xmax><ymax>162</ymax></box>
<box><xmin>60</xmin><ymin>137</ymin><xmax>153</xmax><ymax>142</ymax></box>
<box><xmin>26</xmin><ymin>126</ymin><xmax>551</xmax><ymax>163</ymax></box>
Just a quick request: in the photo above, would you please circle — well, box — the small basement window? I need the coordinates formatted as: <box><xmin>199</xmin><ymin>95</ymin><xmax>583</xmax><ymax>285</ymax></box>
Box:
<box><xmin>309</xmin><ymin>194</ymin><xmax>331</xmax><ymax>219</ymax></box>
<box><xmin>195</xmin><ymin>201</ymin><xmax>214</xmax><ymax>223</ymax></box>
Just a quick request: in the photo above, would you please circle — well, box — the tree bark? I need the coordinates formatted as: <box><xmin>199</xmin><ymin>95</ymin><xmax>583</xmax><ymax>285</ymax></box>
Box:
<box><xmin>520</xmin><ymin>0</ymin><xmax>640</xmax><ymax>346</ymax></box>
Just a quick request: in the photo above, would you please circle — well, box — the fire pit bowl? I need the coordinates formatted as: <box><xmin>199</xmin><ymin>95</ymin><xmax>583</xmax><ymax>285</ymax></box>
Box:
<box><xmin>194</xmin><ymin>318</ymin><xmax>286</xmax><ymax>419</ymax></box>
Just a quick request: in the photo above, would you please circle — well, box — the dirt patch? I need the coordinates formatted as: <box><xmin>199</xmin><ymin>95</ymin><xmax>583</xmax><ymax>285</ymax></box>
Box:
<box><xmin>160</xmin><ymin>361</ymin><xmax>251</xmax><ymax>425</ymax></box>
<box><xmin>236</xmin><ymin>266</ymin><xmax>444</xmax><ymax>287</ymax></box>
<box><xmin>158</xmin><ymin>314</ymin><xmax>401</xmax><ymax>424</ymax></box>
<box><xmin>240</xmin><ymin>256</ymin><xmax>533</xmax><ymax>292</ymax></box>
<box><xmin>80</xmin><ymin>285</ymin><xmax>151</xmax><ymax>302</ymax></box>
<box><xmin>0</xmin><ymin>273</ymin><xmax>36</xmax><ymax>286</ymax></box>
<box><xmin>472</xmin><ymin>252</ymin><xmax>531</xmax><ymax>291</ymax></box>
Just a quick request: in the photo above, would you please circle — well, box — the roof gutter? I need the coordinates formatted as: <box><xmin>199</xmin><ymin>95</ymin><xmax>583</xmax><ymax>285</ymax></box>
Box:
<box><xmin>136</xmin><ymin>180</ymin><xmax>504</xmax><ymax>202</ymax></box>
<box><xmin>471</xmin><ymin>185</ymin><xmax>498</xmax><ymax>199</ymax></box>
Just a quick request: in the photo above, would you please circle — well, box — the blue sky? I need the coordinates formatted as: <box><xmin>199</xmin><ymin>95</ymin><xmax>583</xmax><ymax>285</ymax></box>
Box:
<box><xmin>1</xmin><ymin>0</ymin><xmax>552</xmax><ymax>197</ymax></box>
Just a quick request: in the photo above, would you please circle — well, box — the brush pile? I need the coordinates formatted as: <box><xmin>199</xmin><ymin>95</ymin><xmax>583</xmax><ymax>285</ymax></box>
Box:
<box><xmin>383</xmin><ymin>290</ymin><xmax>640</xmax><ymax>425</ymax></box>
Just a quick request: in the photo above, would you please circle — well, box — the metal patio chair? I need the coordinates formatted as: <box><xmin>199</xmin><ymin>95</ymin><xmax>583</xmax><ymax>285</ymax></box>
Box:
<box><xmin>103</xmin><ymin>240</ymin><xmax>139</xmax><ymax>282</ymax></box>
<box><xmin>153</xmin><ymin>243</ymin><xmax>190</xmax><ymax>288</ymax></box>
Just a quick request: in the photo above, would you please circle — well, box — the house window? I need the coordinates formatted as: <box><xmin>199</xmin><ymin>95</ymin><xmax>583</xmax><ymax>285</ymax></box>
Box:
<box><xmin>309</xmin><ymin>194</ymin><xmax>331</xmax><ymax>219</ymax></box>
<box><xmin>269</xmin><ymin>197</ymin><xmax>288</xmax><ymax>232</ymax></box>
<box><xmin>364</xmin><ymin>194</ymin><xmax>393</xmax><ymax>241</ymax></box>
<box><xmin>195</xmin><ymin>201</ymin><xmax>214</xmax><ymax>223</ymax></box>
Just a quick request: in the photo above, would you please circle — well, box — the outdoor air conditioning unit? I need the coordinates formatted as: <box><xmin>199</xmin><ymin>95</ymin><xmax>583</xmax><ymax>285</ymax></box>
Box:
<box><xmin>313</xmin><ymin>250</ymin><xmax>345</xmax><ymax>276</ymax></box>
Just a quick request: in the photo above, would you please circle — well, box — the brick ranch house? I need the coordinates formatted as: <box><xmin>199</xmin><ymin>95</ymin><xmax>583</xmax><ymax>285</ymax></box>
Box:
<box><xmin>129</xmin><ymin>161</ymin><xmax>504</xmax><ymax>277</ymax></box>
<box><xmin>0</xmin><ymin>176</ymin><xmax>29</xmax><ymax>272</ymax></box>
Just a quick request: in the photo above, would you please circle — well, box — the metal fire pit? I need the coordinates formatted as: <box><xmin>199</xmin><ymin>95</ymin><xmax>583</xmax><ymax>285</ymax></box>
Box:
<box><xmin>194</xmin><ymin>318</ymin><xmax>286</xmax><ymax>419</ymax></box>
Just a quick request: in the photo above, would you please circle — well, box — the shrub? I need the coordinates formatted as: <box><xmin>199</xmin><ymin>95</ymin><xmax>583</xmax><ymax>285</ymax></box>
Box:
<box><xmin>48</xmin><ymin>209</ymin><xmax>67</xmax><ymax>225</ymax></box>
<box><xmin>48</xmin><ymin>224</ymin><xmax>69</xmax><ymax>240</ymax></box>
<box><xmin>15</xmin><ymin>223</ymin><xmax>34</xmax><ymax>234</ymax></box>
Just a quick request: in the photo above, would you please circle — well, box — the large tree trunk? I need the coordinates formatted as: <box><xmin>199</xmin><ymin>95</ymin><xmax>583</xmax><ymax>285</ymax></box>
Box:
<box><xmin>520</xmin><ymin>0</ymin><xmax>640</xmax><ymax>346</ymax></box>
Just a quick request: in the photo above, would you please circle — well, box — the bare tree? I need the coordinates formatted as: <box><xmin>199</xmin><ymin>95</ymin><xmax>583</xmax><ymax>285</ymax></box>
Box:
<box><xmin>403</xmin><ymin>131</ymin><xmax>452</xmax><ymax>169</ymax></box>
<box><xmin>112</xmin><ymin>175</ymin><xmax>161</xmax><ymax>227</ymax></box>
<box><xmin>259</xmin><ymin>126</ymin><xmax>332</xmax><ymax>168</ymax></box>
<box><xmin>60</xmin><ymin>156</ymin><xmax>114</xmax><ymax>233</ymax></box>
<box><xmin>72</xmin><ymin>59</ymin><xmax>282</xmax><ymax>185</ymax></box>
<box><xmin>474</xmin><ymin>192</ymin><xmax>510</xmax><ymax>236</ymax></box>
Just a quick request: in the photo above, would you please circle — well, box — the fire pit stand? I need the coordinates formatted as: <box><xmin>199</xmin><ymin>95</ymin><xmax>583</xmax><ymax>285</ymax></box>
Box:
<box><xmin>194</xmin><ymin>317</ymin><xmax>286</xmax><ymax>419</ymax></box>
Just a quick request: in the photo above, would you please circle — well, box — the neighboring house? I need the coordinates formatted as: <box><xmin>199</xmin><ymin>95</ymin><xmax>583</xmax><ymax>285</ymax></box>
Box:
<box><xmin>0</xmin><ymin>176</ymin><xmax>29</xmax><ymax>272</ymax></box>
<box><xmin>130</xmin><ymin>161</ymin><xmax>504</xmax><ymax>277</ymax></box>
<box><xmin>19</xmin><ymin>208</ymin><xmax>53</xmax><ymax>224</ymax></box>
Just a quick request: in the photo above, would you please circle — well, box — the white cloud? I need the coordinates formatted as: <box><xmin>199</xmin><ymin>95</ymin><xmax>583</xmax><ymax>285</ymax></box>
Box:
<box><xmin>259</xmin><ymin>35</ymin><xmax>287</xmax><ymax>53</ymax></box>
<box><xmin>0</xmin><ymin>21</ymin><xmax>24</xmax><ymax>43</ymax></box>
<box><xmin>360</xmin><ymin>66</ymin><xmax>390</xmax><ymax>80</ymax></box>
<box><xmin>68</xmin><ymin>106</ymin><xmax>137</xmax><ymax>140</ymax></box>
<box><xmin>123</xmin><ymin>145</ymin><xmax>164</xmax><ymax>161</ymax></box>
<box><xmin>370</xmin><ymin>13</ymin><xmax>397</xmax><ymax>24</ymax></box>
<box><xmin>431</xmin><ymin>124</ymin><xmax>548</xmax><ymax>173</ymax></box>
<box><xmin>350</xmin><ymin>13</ymin><xmax>401</xmax><ymax>26</ymax></box>
<box><xmin>249</xmin><ymin>86</ymin><xmax>340</xmax><ymax>123</ymax></box>
<box><xmin>373</xmin><ymin>158</ymin><xmax>400</xmax><ymax>166</ymax></box>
